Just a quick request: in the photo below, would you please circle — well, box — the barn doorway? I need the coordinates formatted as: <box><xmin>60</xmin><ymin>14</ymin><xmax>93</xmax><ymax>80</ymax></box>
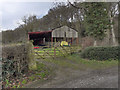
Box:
<box><xmin>28</xmin><ymin>31</ymin><xmax>52</xmax><ymax>46</ymax></box>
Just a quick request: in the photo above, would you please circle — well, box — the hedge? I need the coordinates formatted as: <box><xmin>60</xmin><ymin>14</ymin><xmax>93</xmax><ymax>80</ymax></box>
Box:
<box><xmin>80</xmin><ymin>46</ymin><xmax>120</xmax><ymax>60</ymax></box>
<box><xmin>2</xmin><ymin>41</ymin><xmax>37</xmax><ymax>80</ymax></box>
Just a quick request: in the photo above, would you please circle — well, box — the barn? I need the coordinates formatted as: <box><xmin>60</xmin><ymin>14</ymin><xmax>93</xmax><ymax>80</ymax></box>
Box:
<box><xmin>28</xmin><ymin>26</ymin><xmax>78</xmax><ymax>46</ymax></box>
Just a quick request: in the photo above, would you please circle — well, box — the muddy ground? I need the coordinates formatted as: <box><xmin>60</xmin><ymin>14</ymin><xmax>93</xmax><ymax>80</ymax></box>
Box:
<box><xmin>25</xmin><ymin>64</ymin><xmax>118</xmax><ymax>88</ymax></box>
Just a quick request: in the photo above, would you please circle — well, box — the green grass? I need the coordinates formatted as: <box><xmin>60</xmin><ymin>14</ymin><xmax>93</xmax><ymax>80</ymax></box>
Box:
<box><xmin>22</xmin><ymin>80</ymin><xmax>27</xmax><ymax>84</ymax></box>
<box><xmin>44</xmin><ymin>58</ymin><xmax>75</xmax><ymax>68</ymax></box>
<box><xmin>67</xmin><ymin>53</ymin><xmax>118</xmax><ymax>69</ymax></box>
<box><xmin>40</xmin><ymin>53</ymin><xmax>118</xmax><ymax>70</ymax></box>
<box><xmin>36</xmin><ymin>62</ymin><xmax>52</xmax><ymax>79</ymax></box>
<box><xmin>36</xmin><ymin>62</ymin><xmax>46</xmax><ymax>71</ymax></box>
<box><xmin>18</xmin><ymin>62</ymin><xmax>52</xmax><ymax>88</ymax></box>
<box><xmin>34</xmin><ymin>47</ymin><xmax>57</xmax><ymax>51</ymax></box>
<box><xmin>29</xmin><ymin>75</ymin><xmax>35</xmax><ymax>81</ymax></box>
<box><xmin>39</xmin><ymin>72</ymin><xmax>46</xmax><ymax>78</ymax></box>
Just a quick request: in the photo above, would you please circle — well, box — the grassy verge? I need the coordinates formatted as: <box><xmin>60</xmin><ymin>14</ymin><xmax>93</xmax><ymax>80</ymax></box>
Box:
<box><xmin>40</xmin><ymin>53</ymin><xmax>118</xmax><ymax>70</ymax></box>
<box><xmin>21</xmin><ymin>62</ymin><xmax>52</xmax><ymax>88</ymax></box>
<box><xmin>67</xmin><ymin>53</ymin><xmax>118</xmax><ymax>69</ymax></box>
<box><xmin>3</xmin><ymin>62</ymin><xmax>52</xmax><ymax>88</ymax></box>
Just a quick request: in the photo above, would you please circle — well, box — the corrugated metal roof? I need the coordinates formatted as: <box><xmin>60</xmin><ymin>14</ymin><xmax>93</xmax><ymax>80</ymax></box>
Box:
<box><xmin>28</xmin><ymin>30</ymin><xmax>52</xmax><ymax>35</ymax></box>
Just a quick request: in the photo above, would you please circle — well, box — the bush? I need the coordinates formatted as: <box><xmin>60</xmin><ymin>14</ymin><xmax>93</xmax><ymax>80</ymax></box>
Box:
<box><xmin>2</xmin><ymin>43</ymin><xmax>29</xmax><ymax>80</ymax></box>
<box><xmin>25</xmin><ymin>41</ymin><xmax>37</xmax><ymax>70</ymax></box>
<box><xmin>80</xmin><ymin>46</ymin><xmax>120</xmax><ymax>60</ymax></box>
<box><xmin>2</xmin><ymin>41</ymin><xmax>37</xmax><ymax>81</ymax></box>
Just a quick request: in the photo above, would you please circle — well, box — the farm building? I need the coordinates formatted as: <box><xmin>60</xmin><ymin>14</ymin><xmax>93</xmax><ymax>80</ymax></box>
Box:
<box><xmin>28</xmin><ymin>26</ymin><xmax>78</xmax><ymax>46</ymax></box>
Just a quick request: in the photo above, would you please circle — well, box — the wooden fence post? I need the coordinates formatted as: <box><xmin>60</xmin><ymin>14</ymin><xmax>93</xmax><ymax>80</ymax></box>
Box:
<box><xmin>76</xmin><ymin>38</ymin><xmax>79</xmax><ymax>45</ymax></box>
<box><xmin>51</xmin><ymin>37</ymin><xmax>53</xmax><ymax>47</ymax></box>
<box><xmin>72</xmin><ymin>37</ymin><xmax>73</xmax><ymax>45</ymax></box>
<box><xmin>54</xmin><ymin>47</ymin><xmax>56</xmax><ymax>58</ymax></box>
<box><xmin>55</xmin><ymin>38</ymin><xmax>56</xmax><ymax>45</ymax></box>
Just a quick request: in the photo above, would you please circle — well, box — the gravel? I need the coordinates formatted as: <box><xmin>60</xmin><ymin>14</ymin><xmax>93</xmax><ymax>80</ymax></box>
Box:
<box><xmin>25</xmin><ymin>66</ymin><xmax>118</xmax><ymax>88</ymax></box>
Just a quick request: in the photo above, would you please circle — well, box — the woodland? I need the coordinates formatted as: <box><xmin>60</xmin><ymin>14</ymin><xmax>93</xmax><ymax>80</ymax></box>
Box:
<box><xmin>1</xmin><ymin>2</ymin><xmax>119</xmax><ymax>46</ymax></box>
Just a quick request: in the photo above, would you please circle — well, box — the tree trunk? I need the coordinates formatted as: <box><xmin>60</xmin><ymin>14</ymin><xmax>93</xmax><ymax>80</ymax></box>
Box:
<box><xmin>94</xmin><ymin>40</ymin><xmax>97</xmax><ymax>46</ymax></box>
<box><xmin>107</xmin><ymin>29</ymin><xmax>111</xmax><ymax>45</ymax></box>
<box><xmin>110</xmin><ymin>17</ymin><xmax>118</xmax><ymax>46</ymax></box>
<box><xmin>76</xmin><ymin>20</ymin><xmax>82</xmax><ymax>45</ymax></box>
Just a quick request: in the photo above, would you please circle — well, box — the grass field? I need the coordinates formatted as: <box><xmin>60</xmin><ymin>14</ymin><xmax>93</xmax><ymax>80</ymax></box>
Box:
<box><xmin>67</xmin><ymin>53</ymin><xmax>118</xmax><ymax>69</ymax></box>
<box><xmin>38</xmin><ymin>53</ymin><xmax>118</xmax><ymax>70</ymax></box>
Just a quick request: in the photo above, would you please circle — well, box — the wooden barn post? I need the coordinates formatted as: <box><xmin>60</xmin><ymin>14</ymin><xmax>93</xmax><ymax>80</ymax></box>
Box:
<box><xmin>51</xmin><ymin>37</ymin><xmax>53</xmax><ymax>47</ymax></box>
<box><xmin>55</xmin><ymin>38</ymin><xmax>56</xmax><ymax>45</ymax></box>
<box><xmin>54</xmin><ymin>47</ymin><xmax>56</xmax><ymax>58</ymax></box>
<box><xmin>76</xmin><ymin>38</ymin><xmax>79</xmax><ymax>45</ymax></box>
<box><xmin>72</xmin><ymin>37</ymin><xmax>73</xmax><ymax>45</ymax></box>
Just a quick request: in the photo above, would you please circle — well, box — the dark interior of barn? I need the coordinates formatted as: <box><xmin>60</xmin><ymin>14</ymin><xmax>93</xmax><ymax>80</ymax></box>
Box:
<box><xmin>28</xmin><ymin>31</ymin><xmax>52</xmax><ymax>46</ymax></box>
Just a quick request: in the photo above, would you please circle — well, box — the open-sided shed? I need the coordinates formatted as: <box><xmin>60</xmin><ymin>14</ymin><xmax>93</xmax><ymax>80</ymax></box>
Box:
<box><xmin>28</xmin><ymin>30</ymin><xmax>52</xmax><ymax>45</ymax></box>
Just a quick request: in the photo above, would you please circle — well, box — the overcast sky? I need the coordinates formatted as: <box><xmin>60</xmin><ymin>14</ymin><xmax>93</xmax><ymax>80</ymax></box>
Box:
<box><xmin>0</xmin><ymin>2</ymin><xmax>53</xmax><ymax>31</ymax></box>
<box><xmin>0</xmin><ymin>0</ymin><xmax>118</xmax><ymax>31</ymax></box>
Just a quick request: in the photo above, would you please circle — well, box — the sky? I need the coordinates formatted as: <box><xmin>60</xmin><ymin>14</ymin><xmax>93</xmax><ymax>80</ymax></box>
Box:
<box><xmin>0</xmin><ymin>2</ymin><xmax>54</xmax><ymax>31</ymax></box>
<box><xmin>0</xmin><ymin>0</ymin><xmax>118</xmax><ymax>31</ymax></box>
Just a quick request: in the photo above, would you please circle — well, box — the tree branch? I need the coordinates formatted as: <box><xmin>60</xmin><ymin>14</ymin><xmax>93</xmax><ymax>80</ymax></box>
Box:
<box><xmin>67</xmin><ymin>0</ymin><xmax>80</xmax><ymax>9</ymax></box>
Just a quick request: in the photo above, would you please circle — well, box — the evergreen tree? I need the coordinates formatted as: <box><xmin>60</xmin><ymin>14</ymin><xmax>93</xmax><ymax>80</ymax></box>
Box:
<box><xmin>84</xmin><ymin>2</ymin><xmax>111</xmax><ymax>46</ymax></box>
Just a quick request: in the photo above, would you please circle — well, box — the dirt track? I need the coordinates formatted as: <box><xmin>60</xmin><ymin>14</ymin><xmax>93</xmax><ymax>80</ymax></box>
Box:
<box><xmin>26</xmin><ymin>66</ymin><xmax>118</xmax><ymax>88</ymax></box>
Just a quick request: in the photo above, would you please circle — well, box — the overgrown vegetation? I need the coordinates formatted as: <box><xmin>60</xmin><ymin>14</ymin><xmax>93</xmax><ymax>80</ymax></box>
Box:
<box><xmin>2</xmin><ymin>44</ymin><xmax>29</xmax><ymax>82</ymax></box>
<box><xmin>3</xmin><ymin>62</ymin><xmax>51</xmax><ymax>88</ymax></box>
<box><xmin>2</xmin><ymin>41</ymin><xmax>37</xmax><ymax>80</ymax></box>
<box><xmin>26</xmin><ymin>41</ymin><xmax>37</xmax><ymax>70</ymax></box>
<box><xmin>80</xmin><ymin>46</ymin><xmax>120</xmax><ymax>60</ymax></box>
<box><xmin>2</xmin><ymin>42</ymin><xmax>38</xmax><ymax>88</ymax></box>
